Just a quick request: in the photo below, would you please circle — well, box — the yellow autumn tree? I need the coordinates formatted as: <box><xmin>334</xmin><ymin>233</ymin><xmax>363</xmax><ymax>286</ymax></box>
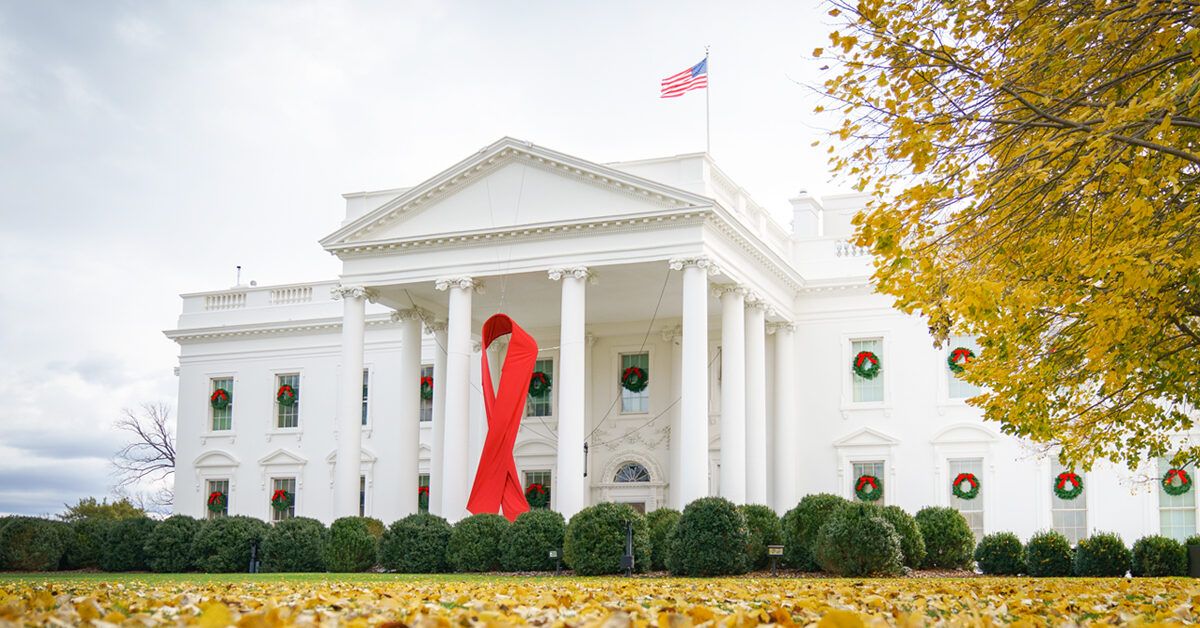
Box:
<box><xmin>819</xmin><ymin>0</ymin><xmax>1200</xmax><ymax>469</ymax></box>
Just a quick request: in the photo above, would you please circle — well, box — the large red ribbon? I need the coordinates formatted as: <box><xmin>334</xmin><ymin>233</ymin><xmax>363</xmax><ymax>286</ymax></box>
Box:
<box><xmin>466</xmin><ymin>314</ymin><xmax>537</xmax><ymax>522</ymax></box>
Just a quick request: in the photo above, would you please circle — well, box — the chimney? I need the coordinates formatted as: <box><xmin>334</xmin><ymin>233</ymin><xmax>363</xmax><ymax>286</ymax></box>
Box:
<box><xmin>789</xmin><ymin>189</ymin><xmax>823</xmax><ymax>238</ymax></box>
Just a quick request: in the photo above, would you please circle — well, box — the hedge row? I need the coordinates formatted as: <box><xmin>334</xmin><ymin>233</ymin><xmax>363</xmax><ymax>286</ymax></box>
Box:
<box><xmin>975</xmin><ymin>530</ymin><xmax>1197</xmax><ymax>577</ymax></box>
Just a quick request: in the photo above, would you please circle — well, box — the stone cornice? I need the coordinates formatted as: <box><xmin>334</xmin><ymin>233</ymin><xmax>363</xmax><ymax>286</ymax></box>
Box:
<box><xmin>163</xmin><ymin>315</ymin><xmax>403</xmax><ymax>344</ymax></box>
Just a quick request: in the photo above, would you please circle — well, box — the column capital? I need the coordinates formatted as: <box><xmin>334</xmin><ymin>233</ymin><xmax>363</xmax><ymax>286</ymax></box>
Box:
<box><xmin>548</xmin><ymin>266</ymin><xmax>594</xmax><ymax>282</ymax></box>
<box><xmin>668</xmin><ymin>256</ymin><xmax>719</xmax><ymax>274</ymax></box>
<box><xmin>331</xmin><ymin>285</ymin><xmax>375</xmax><ymax>302</ymax></box>
<box><xmin>745</xmin><ymin>294</ymin><xmax>774</xmax><ymax>316</ymax></box>
<box><xmin>435</xmin><ymin>276</ymin><xmax>483</xmax><ymax>293</ymax></box>
<box><xmin>423</xmin><ymin>319</ymin><xmax>447</xmax><ymax>334</ymax></box>
<box><xmin>660</xmin><ymin>324</ymin><xmax>683</xmax><ymax>344</ymax></box>
<box><xmin>391</xmin><ymin>306</ymin><xmax>433</xmax><ymax>323</ymax></box>
<box><xmin>766</xmin><ymin>321</ymin><xmax>796</xmax><ymax>334</ymax></box>
<box><xmin>585</xmin><ymin>331</ymin><xmax>598</xmax><ymax>347</ymax></box>
<box><xmin>711</xmin><ymin>283</ymin><xmax>748</xmax><ymax>299</ymax></box>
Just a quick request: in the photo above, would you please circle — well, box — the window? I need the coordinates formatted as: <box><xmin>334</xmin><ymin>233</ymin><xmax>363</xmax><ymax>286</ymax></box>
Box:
<box><xmin>361</xmin><ymin>369</ymin><xmax>370</xmax><ymax>426</ymax></box>
<box><xmin>1050</xmin><ymin>460</ymin><xmax>1087</xmax><ymax>545</ymax></box>
<box><xmin>418</xmin><ymin>474</ymin><xmax>430</xmax><ymax>514</ymax></box>
<box><xmin>949</xmin><ymin>458</ymin><xmax>984</xmax><ymax>540</ymax></box>
<box><xmin>359</xmin><ymin>475</ymin><xmax>366</xmax><ymax>517</ymax></box>
<box><xmin>852</xmin><ymin>460</ymin><xmax>886</xmax><ymax>505</ymax></box>
<box><xmin>851</xmin><ymin>339</ymin><xmax>884</xmax><ymax>403</ymax></box>
<box><xmin>419</xmin><ymin>365</ymin><xmax>433</xmax><ymax>422</ymax></box>
<box><xmin>947</xmin><ymin>336</ymin><xmax>981</xmax><ymax>400</ymax></box>
<box><xmin>275</xmin><ymin>373</ymin><xmax>299</xmax><ymax>429</ymax></box>
<box><xmin>211</xmin><ymin>377</ymin><xmax>233</xmax><ymax>431</ymax></box>
<box><xmin>1159</xmin><ymin>459</ymin><xmax>1196</xmax><ymax>542</ymax></box>
<box><xmin>614</xmin><ymin>462</ymin><xmax>651</xmax><ymax>483</ymax></box>
<box><xmin>620</xmin><ymin>352</ymin><xmax>650</xmax><ymax>413</ymax></box>
<box><xmin>524</xmin><ymin>469</ymin><xmax>552</xmax><ymax>492</ymax></box>
<box><xmin>526</xmin><ymin>358</ymin><xmax>554</xmax><ymax>417</ymax></box>
<box><xmin>271</xmin><ymin>478</ymin><xmax>295</xmax><ymax>522</ymax></box>
<box><xmin>206</xmin><ymin>479</ymin><xmax>229</xmax><ymax>519</ymax></box>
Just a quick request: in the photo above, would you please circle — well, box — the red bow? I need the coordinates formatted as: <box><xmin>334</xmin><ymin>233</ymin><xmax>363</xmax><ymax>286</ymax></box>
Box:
<box><xmin>467</xmin><ymin>314</ymin><xmax>538</xmax><ymax>522</ymax></box>
<box><xmin>1166</xmin><ymin>468</ymin><xmax>1190</xmax><ymax>485</ymax></box>
<box><xmin>526</xmin><ymin>483</ymin><xmax>546</xmax><ymax>495</ymax></box>
<box><xmin>855</xmin><ymin>351</ymin><xmax>878</xmax><ymax>367</ymax></box>
<box><xmin>954</xmin><ymin>472</ymin><xmax>978</xmax><ymax>488</ymax></box>
<box><xmin>207</xmin><ymin>491</ymin><xmax>224</xmax><ymax>505</ymax></box>
<box><xmin>1055</xmin><ymin>472</ymin><xmax>1080</xmax><ymax>489</ymax></box>
<box><xmin>856</xmin><ymin>475</ymin><xmax>878</xmax><ymax>490</ymax></box>
<box><xmin>418</xmin><ymin>486</ymin><xmax>429</xmax><ymax>495</ymax></box>
<box><xmin>271</xmin><ymin>489</ymin><xmax>289</xmax><ymax>501</ymax></box>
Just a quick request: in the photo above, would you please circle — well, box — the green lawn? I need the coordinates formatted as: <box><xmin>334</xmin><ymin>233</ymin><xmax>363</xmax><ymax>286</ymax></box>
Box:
<box><xmin>0</xmin><ymin>571</ymin><xmax>527</xmax><ymax>584</ymax></box>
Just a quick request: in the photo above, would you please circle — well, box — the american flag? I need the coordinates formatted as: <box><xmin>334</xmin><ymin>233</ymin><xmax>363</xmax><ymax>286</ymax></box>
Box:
<box><xmin>660</xmin><ymin>58</ymin><xmax>708</xmax><ymax>98</ymax></box>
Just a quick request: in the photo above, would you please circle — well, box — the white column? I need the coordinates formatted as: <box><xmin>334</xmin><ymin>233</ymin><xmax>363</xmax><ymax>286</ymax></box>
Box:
<box><xmin>662</xmin><ymin>325</ymin><xmax>683</xmax><ymax>509</ymax></box>
<box><xmin>745</xmin><ymin>298</ymin><xmax>768</xmax><ymax>505</ymax></box>
<box><xmin>332</xmin><ymin>285</ymin><xmax>370</xmax><ymax>518</ymax></box>
<box><xmin>769</xmin><ymin>322</ymin><xmax>797</xmax><ymax>512</ymax></box>
<box><xmin>670</xmin><ymin>257</ymin><xmax>714</xmax><ymax>506</ymax></box>
<box><xmin>392</xmin><ymin>309</ymin><xmax>423</xmax><ymax>517</ymax></box>
<box><xmin>716</xmin><ymin>285</ymin><xmax>747</xmax><ymax>504</ymax></box>
<box><xmin>436</xmin><ymin>276</ymin><xmax>478</xmax><ymax>520</ymax></box>
<box><xmin>550</xmin><ymin>266</ymin><xmax>589</xmax><ymax>519</ymax></box>
<box><xmin>426</xmin><ymin>320</ymin><xmax>448</xmax><ymax>516</ymax></box>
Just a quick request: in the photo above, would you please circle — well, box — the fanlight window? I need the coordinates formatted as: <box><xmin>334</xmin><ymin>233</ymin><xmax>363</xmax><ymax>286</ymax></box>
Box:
<box><xmin>614</xmin><ymin>462</ymin><xmax>651</xmax><ymax>483</ymax></box>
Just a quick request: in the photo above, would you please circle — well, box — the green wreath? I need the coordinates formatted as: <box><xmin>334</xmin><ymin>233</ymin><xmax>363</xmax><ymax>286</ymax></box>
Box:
<box><xmin>270</xmin><ymin>489</ymin><xmax>293</xmax><ymax>511</ymax></box>
<box><xmin>621</xmin><ymin>366</ymin><xmax>649</xmax><ymax>393</ymax></box>
<box><xmin>947</xmin><ymin>347</ymin><xmax>976</xmax><ymax>374</ymax></box>
<box><xmin>1053</xmin><ymin>472</ymin><xmax>1084</xmax><ymax>500</ymax></box>
<box><xmin>529</xmin><ymin>371</ymin><xmax>552</xmax><ymax>398</ymax></box>
<box><xmin>420</xmin><ymin>376</ymin><xmax>434</xmax><ymax>401</ymax></box>
<box><xmin>952</xmin><ymin>472</ymin><xmax>981</xmax><ymax>500</ymax></box>
<box><xmin>1163</xmin><ymin>468</ymin><xmax>1193</xmax><ymax>497</ymax></box>
<box><xmin>276</xmin><ymin>384</ymin><xmax>298</xmax><ymax>407</ymax></box>
<box><xmin>852</xmin><ymin>350</ymin><xmax>881</xmax><ymax>379</ymax></box>
<box><xmin>854</xmin><ymin>474</ymin><xmax>883</xmax><ymax>502</ymax></box>
<box><xmin>209</xmin><ymin>388</ymin><xmax>231</xmax><ymax>410</ymax></box>
<box><xmin>418</xmin><ymin>486</ymin><xmax>429</xmax><ymax>512</ymax></box>
<box><xmin>206</xmin><ymin>491</ymin><xmax>227</xmax><ymax>513</ymax></box>
<box><xmin>525</xmin><ymin>483</ymin><xmax>550</xmax><ymax>509</ymax></box>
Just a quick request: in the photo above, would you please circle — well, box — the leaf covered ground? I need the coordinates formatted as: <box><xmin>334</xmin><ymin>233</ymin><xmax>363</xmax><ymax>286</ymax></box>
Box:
<box><xmin>0</xmin><ymin>575</ymin><xmax>1197</xmax><ymax>626</ymax></box>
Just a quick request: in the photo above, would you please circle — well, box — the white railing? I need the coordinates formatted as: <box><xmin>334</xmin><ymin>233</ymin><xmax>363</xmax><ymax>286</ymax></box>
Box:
<box><xmin>204</xmin><ymin>292</ymin><xmax>246</xmax><ymax>311</ymax></box>
<box><xmin>835</xmin><ymin>240</ymin><xmax>868</xmax><ymax>257</ymax></box>
<box><xmin>270</xmin><ymin>286</ymin><xmax>313</xmax><ymax>305</ymax></box>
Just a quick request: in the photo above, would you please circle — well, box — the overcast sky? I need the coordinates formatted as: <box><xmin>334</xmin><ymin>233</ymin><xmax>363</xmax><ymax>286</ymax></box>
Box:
<box><xmin>0</xmin><ymin>1</ymin><xmax>839</xmax><ymax>516</ymax></box>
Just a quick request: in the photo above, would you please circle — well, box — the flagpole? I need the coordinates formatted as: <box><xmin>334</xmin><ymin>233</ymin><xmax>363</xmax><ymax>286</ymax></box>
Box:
<box><xmin>705</xmin><ymin>46</ymin><xmax>710</xmax><ymax>155</ymax></box>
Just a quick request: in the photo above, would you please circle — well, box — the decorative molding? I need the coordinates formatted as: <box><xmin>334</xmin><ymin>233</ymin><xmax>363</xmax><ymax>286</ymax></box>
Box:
<box><xmin>660</xmin><ymin>324</ymin><xmax>683</xmax><ymax>344</ymax></box>
<box><xmin>668</xmin><ymin>256</ymin><xmax>718</xmax><ymax>273</ymax></box>
<box><xmin>165</xmin><ymin>315</ymin><xmax>402</xmax><ymax>344</ymax></box>
<box><xmin>434</xmin><ymin>276</ymin><xmax>483</xmax><ymax>293</ymax></box>
<box><xmin>390</xmin><ymin>306</ymin><xmax>432</xmax><ymax>323</ymax></box>
<box><xmin>585</xmin><ymin>331</ymin><xmax>598</xmax><ymax>347</ymax></box>
<box><xmin>766</xmin><ymin>321</ymin><xmax>796</xmax><ymax>335</ymax></box>
<box><xmin>330</xmin><ymin>285</ymin><xmax>375</xmax><ymax>302</ymax></box>
<box><xmin>423</xmin><ymin>319</ymin><xmax>447</xmax><ymax>334</ymax></box>
<box><xmin>547</xmin><ymin>266</ymin><xmax>593</xmax><ymax>282</ymax></box>
<box><xmin>711</xmin><ymin>283</ymin><xmax>748</xmax><ymax>299</ymax></box>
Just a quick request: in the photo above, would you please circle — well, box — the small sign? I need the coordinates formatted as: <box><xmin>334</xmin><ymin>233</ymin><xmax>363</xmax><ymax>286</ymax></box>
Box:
<box><xmin>548</xmin><ymin>550</ymin><xmax>559</xmax><ymax>559</ymax></box>
<box><xmin>767</xmin><ymin>545</ymin><xmax>784</xmax><ymax>556</ymax></box>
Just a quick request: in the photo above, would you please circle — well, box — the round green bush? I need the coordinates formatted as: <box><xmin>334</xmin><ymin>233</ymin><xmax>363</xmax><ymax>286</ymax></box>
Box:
<box><xmin>781</xmin><ymin>493</ymin><xmax>847</xmax><ymax>571</ymax></box>
<box><xmin>262</xmin><ymin>517</ymin><xmax>328</xmax><ymax>572</ymax></box>
<box><xmin>1131</xmin><ymin>535</ymin><xmax>1187</xmax><ymax>576</ymax></box>
<box><xmin>1186</xmin><ymin>534</ymin><xmax>1200</xmax><ymax>547</ymax></box>
<box><xmin>379</xmin><ymin>513</ymin><xmax>453</xmax><ymax>573</ymax></box>
<box><xmin>101</xmin><ymin>517</ymin><xmax>158</xmax><ymax>572</ymax></box>
<box><xmin>877</xmin><ymin>505</ymin><xmax>926</xmax><ymax>569</ymax></box>
<box><xmin>914</xmin><ymin>506</ymin><xmax>975</xmax><ymax>569</ymax></box>
<box><xmin>324</xmin><ymin>517</ymin><xmax>383</xmax><ymax>572</ymax></box>
<box><xmin>974</xmin><ymin>532</ymin><xmax>1025</xmax><ymax>575</ymax></box>
<box><xmin>813</xmin><ymin>502</ymin><xmax>903</xmax><ymax>576</ymax></box>
<box><xmin>739</xmin><ymin>504</ymin><xmax>783</xmax><ymax>571</ymax></box>
<box><xmin>1024</xmin><ymin>530</ymin><xmax>1073</xmax><ymax>577</ymax></box>
<box><xmin>192</xmin><ymin>515</ymin><xmax>270</xmax><ymax>573</ymax></box>
<box><xmin>564</xmin><ymin>502</ymin><xmax>650</xmax><ymax>575</ymax></box>
<box><xmin>0</xmin><ymin>517</ymin><xmax>69</xmax><ymax>571</ymax></box>
<box><xmin>666</xmin><ymin>497</ymin><xmax>750</xmax><ymax>576</ymax></box>
<box><xmin>63</xmin><ymin>518</ymin><xmax>114</xmax><ymax>569</ymax></box>
<box><xmin>143</xmin><ymin>515</ymin><xmax>200</xmax><ymax>573</ymax></box>
<box><xmin>1073</xmin><ymin>532</ymin><xmax>1130</xmax><ymax>577</ymax></box>
<box><xmin>645</xmin><ymin>508</ymin><xmax>680</xmax><ymax>571</ymax></box>
<box><xmin>500</xmin><ymin>509</ymin><xmax>566</xmax><ymax>572</ymax></box>
<box><xmin>447</xmin><ymin>513</ymin><xmax>509</xmax><ymax>572</ymax></box>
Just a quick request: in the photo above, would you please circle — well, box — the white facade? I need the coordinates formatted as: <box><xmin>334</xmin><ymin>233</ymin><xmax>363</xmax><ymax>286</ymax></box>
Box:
<box><xmin>168</xmin><ymin>137</ymin><xmax>1195</xmax><ymax>544</ymax></box>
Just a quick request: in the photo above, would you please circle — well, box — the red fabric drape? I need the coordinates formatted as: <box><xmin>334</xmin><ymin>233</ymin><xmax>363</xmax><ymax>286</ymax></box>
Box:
<box><xmin>466</xmin><ymin>314</ymin><xmax>537</xmax><ymax>521</ymax></box>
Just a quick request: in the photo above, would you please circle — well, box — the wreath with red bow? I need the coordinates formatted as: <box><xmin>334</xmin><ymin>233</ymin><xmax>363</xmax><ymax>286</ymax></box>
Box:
<box><xmin>529</xmin><ymin>371</ymin><xmax>552</xmax><ymax>398</ymax></box>
<box><xmin>1054</xmin><ymin>472</ymin><xmax>1084</xmax><ymax>500</ymax></box>
<box><xmin>621</xmin><ymin>366</ymin><xmax>649</xmax><ymax>393</ymax></box>
<box><xmin>418</xmin><ymin>485</ymin><xmax>429</xmax><ymax>511</ymax></box>
<box><xmin>525</xmin><ymin>483</ymin><xmax>550</xmax><ymax>509</ymax></box>
<box><xmin>952</xmin><ymin>472</ymin><xmax>981</xmax><ymax>500</ymax></box>
<box><xmin>210</xmin><ymin>388</ymin><xmax>231</xmax><ymax>410</ymax></box>
<box><xmin>947</xmin><ymin>347</ymin><xmax>976</xmax><ymax>374</ymax></box>
<box><xmin>1163</xmin><ymin>468</ymin><xmax>1193</xmax><ymax>496</ymax></box>
<box><xmin>852</xmin><ymin>350</ymin><xmax>881</xmax><ymax>379</ymax></box>
<box><xmin>270</xmin><ymin>489</ymin><xmax>293</xmax><ymax>511</ymax></box>
<box><xmin>276</xmin><ymin>384</ymin><xmax>298</xmax><ymax>407</ymax></box>
<box><xmin>854</xmin><ymin>474</ymin><xmax>883</xmax><ymax>502</ymax></box>
<box><xmin>420</xmin><ymin>376</ymin><xmax>434</xmax><ymax>401</ymax></box>
<box><xmin>207</xmin><ymin>491</ymin><xmax>227</xmax><ymax>513</ymax></box>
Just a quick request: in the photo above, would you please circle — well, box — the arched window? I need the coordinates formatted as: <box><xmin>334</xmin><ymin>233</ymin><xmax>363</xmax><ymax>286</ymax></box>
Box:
<box><xmin>614</xmin><ymin>462</ymin><xmax>651</xmax><ymax>483</ymax></box>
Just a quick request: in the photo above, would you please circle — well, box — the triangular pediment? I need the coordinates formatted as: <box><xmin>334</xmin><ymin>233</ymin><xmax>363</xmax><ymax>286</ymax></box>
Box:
<box><xmin>833</xmin><ymin>427</ymin><xmax>901</xmax><ymax>448</ymax></box>
<box><xmin>258</xmin><ymin>448</ymin><xmax>307</xmax><ymax>466</ymax></box>
<box><xmin>321</xmin><ymin>137</ymin><xmax>711</xmax><ymax>250</ymax></box>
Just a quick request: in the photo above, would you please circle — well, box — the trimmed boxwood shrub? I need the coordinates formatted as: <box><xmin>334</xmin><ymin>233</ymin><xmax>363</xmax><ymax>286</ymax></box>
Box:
<box><xmin>914</xmin><ymin>506</ymin><xmax>975</xmax><ymax>569</ymax></box>
<box><xmin>144</xmin><ymin>515</ymin><xmax>200</xmax><ymax>573</ymax></box>
<box><xmin>1073</xmin><ymin>532</ymin><xmax>1131</xmax><ymax>577</ymax></box>
<box><xmin>447</xmin><ymin>513</ymin><xmax>509</xmax><ymax>572</ymax></box>
<box><xmin>666</xmin><ymin>497</ymin><xmax>750</xmax><ymax>576</ymax></box>
<box><xmin>878</xmin><ymin>506</ymin><xmax>926</xmax><ymax>569</ymax></box>
<box><xmin>646</xmin><ymin>508</ymin><xmax>680</xmax><ymax>571</ymax></box>
<box><xmin>813</xmin><ymin>502</ymin><xmax>903</xmax><ymax>576</ymax></box>
<box><xmin>781</xmin><ymin>493</ymin><xmax>847</xmax><ymax>571</ymax></box>
<box><xmin>63</xmin><ymin>518</ymin><xmax>114</xmax><ymax>569</ymax></box>
<box><xmin>192</xmin><ymin>515</ymin><xmax>270</xmax><ymax>573</ymax></box>
<box><xmin>101</xmin><ymin>517</ymin><xmax>157</xmax><ymax>572</ymax></box>
<box><xmin>500</xmin><ymin>509</ymin><xmax>566</xmax><ymax>572</ymax></box>
<box><xmin>379</xmin><ymin>513</ymin><xmax>452</xmax><ymax>573</ymax></box>
<box><xmin>1025</xmin><ymin>530</ymin><xmax>1073</xmax><ymax>577</ymax></box>
<box><xmin>564</xmin><ymin>502</ymin><xmax>650</xmax><ymax>575</ymax></box>
<box><xmin>1131</xmin><ymin>535</ymin><xmax>1187</xmax><ymax>576</ymax></box>
<box><xmin>262</xmin><ymin>517</ymin><xmax>328</xmax><ymax>572</ymax></box>
<box><xmin>739</xmin><ymin>504</ymin><xmax>782</xmax><ymax>571</ymax></box>
<box><xmin>324</xmin><ymin>517</ymin><xmax>383</xmax><ymax>572</ymax></box>
<box><xmin>0</xmin><ymin>517</ymin><xmax>68</xmax><ymax>571</ymax></box>
<box><xmin>974</xmin><ymin>532</ymin><xmax>1025</xmax><ymax>575</ymax></box>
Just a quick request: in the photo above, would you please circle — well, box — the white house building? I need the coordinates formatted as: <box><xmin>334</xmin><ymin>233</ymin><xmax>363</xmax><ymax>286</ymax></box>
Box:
<box><xmin>167</xmin><ymin>137</ymin><xmax>1197</xmax><ymax>545</ymax></box>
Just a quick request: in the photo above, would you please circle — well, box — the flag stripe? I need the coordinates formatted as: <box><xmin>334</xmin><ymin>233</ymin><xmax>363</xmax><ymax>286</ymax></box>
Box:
<box><xmin>661</xmin><ymin>77</ymin><xmax>707</xmax><ymax>98</ymax></box>
<box><xmin>660</xmin><ymin>57</ymin><xmax>708</xmax><ymax>99</ymax></box>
